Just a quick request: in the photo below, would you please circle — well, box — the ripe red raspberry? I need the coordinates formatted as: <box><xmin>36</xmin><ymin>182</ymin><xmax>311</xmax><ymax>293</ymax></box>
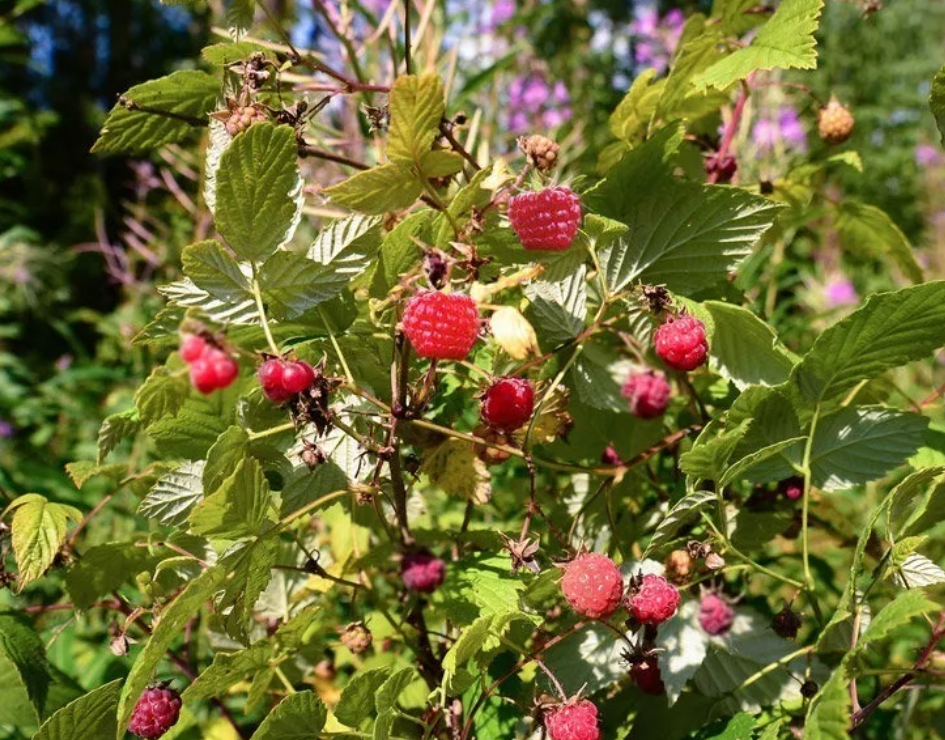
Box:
<box><xmin>817</xmin><ymin>98</ymin><xmax>855</xmax><ymax>145</ymax></box>
<box><xmin>508</xmin><ymin>186</ymin><xmax>582</xmax><ymax>251</ymax></box>
<box><xmin>561</xmin><ymin>553</ymin><xmax>624</xmax><ymax>620</ymax></box>
<box><xmin>129</xmin><ymin>686</ymin><xmax>182</xmax><ymax>739</ymax></box>
<box><xmin>630</xmin><ymin>657</ymin><xmax>665</xmax><ymax>696</ymax></box>
<box><xmin>621</xmin><ymin>370</ymin><xmax>671</xmax><ymax>419</ymax></box>
<box><xmin>281</xmin><ymin>361</ymin><xmax>316</xmax><ymax>394</ymax></box>
<box><xmin>545</xmin><ymin>700</ymin><xmax>600</xmax><ymax>740</ymax></box>
<box><xmin>180</xmin><ymin>334</ymin><xmax>207</xmax><ymax>363</ymax></box>
<box><xmin>628</xmin><ymin>574</ymin><xmax>680</xmax><ymax>626</ymax></box>
<box><xmin>481</xmin><ymin>377</ymin><xmax>535</xmax><ymax>431</ymax></box>
<box><xmin>699</xmin><ymin>593</ymin><xmax>735</xmax><ymax>636</ymax></box>
<box><xmin>340</xmin><ymin>622</ymin><xmax>373</xmax><ymax>654</ymax></box>
<box><xmin>401</xmin><ymin>553</ymin><xmax>446</xmax><ymax>594</ymax></box>
<box><xmin>654</xmin><ymin>315</ymin><xmax>708</xmax><ymax>372</ymax></box>
<box><xmin>258</xmin><ymin>358</ymin><xmax>289</xmax><ymax>402</ymax></box>
<box><xmin>402</xmin><ymin>291</ymin><xmax>480</xmax><ymax>360</ymax></box>
<box><xmin>190</xmin><ymin>348</ymin><xmax>239</xmax><ymax>394</ymax></box>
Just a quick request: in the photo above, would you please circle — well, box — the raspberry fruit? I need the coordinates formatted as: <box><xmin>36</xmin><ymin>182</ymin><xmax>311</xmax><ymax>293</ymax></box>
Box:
<box><xmin>258</xmin><ymin>359</ymin><xmax>316</xmax><ymax>402</ymax></box>
<box><xmin>621</xmin><ymin>370</ymin><xmax>671</xmax><ymax>419</ymax></box>
<box><xmin>340</xmin><ymin>622</ymin><xmax>373</xmax><ymax>654</ymax></box>
<box><xmin>628</xmin><ymin>574</ymin><xmax>680</xmax><ymax>626</ymax></box>
<box><xmin>481</xmin><ymin>377</ymin><xmax>535</xmax><ymax>431</ymax></box>
<box><xmin>519</xmin><ymin>134</ymin><xmax>561</xmax><ymax>173</ymax></box>
<box><xmin>401</xmin><ymin>553</ymin><xmax>446</xmax><ymax>594</ymax></box>
<box><xmin>189</xmin><ymin>348</ymin><xmax>238</xmax><ymax>395</ymax></box>
<box><xmin>779</xmin><ymin>477</ymin><xmax>803</xmax><ymax>501</ymax></box>
<box><xmin>545</xmin><ymin>700</ymin><xmax>600</xmax><ymax>740</ymax></box>
<box><xmin>224</xmin><ymin>105</ymin><xmax>268</xmax><ymax>137</ymax></box>
<box><xmin>180</xmin><ymin>334</ymin><xmax>207</xmax><ymax>363</ymax></box>
<box><xmin>508</xmin><ymin>186</ymin><xmax>582</xmax><ymax>251</ymax></box>
<box><xmin>699</xmin><ymin>593</ymin><xmax>735</xmax><ymax>636</ymax></box>
<box><xmin>664</xmin><ymin>549</ymin><xmax>693</xmax><ymax>585</ymax></box>
<box><xmin>654</xmin><ymin>315</ymin><xmax>708</xmax><ymax>372</ymax></box>
<box><xmin>281</xmin><ymin>361</ymin><xmax>316</xmax><ymax>394</ymax></box>
<box><xmin>772</xmin><ymin>604</ymin><xmax>802</xmax><ymax>640</ymax></box>
<box><xmin>561</xmin><ymin>553</ymin><xmax>624</xmax><ymax>620</ymax></box>
<box><xmin>630</xmin><ymin>657</ymin><xmax>665</xmax><ymax>696</ymax></box>
<box><xmin>402</xmin><ymin>291</ymin><xmax>480</xmax><ymax>360</ymax></box>
<box><xmin>817</xmin><ymin>97</ymin><xmax>855</xmax><ymax>145</ymax></box>
<box><xmin>129</xmin><ymin>686</ymin><xmax>182</xmax><ymax>739</ymax></box>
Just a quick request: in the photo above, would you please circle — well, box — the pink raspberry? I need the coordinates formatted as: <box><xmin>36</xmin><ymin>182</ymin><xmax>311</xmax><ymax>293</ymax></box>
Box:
<box><xmin>129</xmin><ymin>686</ymin><xmax>182</xmax><ymax>739</ymax></box>
<box><xmin>189</xmin><ymin>348</ymin><xmax>238</xmax><ymax>395</ymax></box>
<box><xmin>281</xmin><ymin>361</ymin><xmax>316</xmax><ymax>394</ymax></box>
<box><xmin>545</xmin><ymin>700</ymin><xmax>600</xmax><ymax>740</ymax></box>
<box><xmin>481</xmin><ymin>377</ymin><xmax>535</xmax><ymax>432</ymax></box>
<box><xmin>561</xmin><ymin>553</ymin><xmax>624</xmax><ymax>620</ymax></box>
<box><xmin>699</xmin><ymin>593</ymin><xmax>735</xmax><ymax>636</ymax></box>
<box><xmin>628</xmin><ymin>574</ymin><xmax>680</xmax><ymax>626</ymax></box>
<box><xmin>402</xmin><ymin>291</ymin><xmax>480</xmax><ymax>360</ymax></box>
<box><xmin>779</xmin><ymin>477</ymin><xmax>803</xmax><ymax>501</ymax></box>
<box><xmin>179</xmin><ymin>334</ymin><xmax>207</xmax><ymax>363</ymax></box>
<box><xmin>630</xmin><ymin>657</ymin><xmax>665</xmax><ymax>696</ymax></box>
<box><xmin>401</xmin><ymin>553</ymin><xmax>446</xmax><ymax>594</ymax></box>
<box><xmin>257</xmin><ymin>358</ymin><xmax>317</xmax><ymax>402</ymax></box>
<box><xmin>621</xmin><ymin>370</ymin><xmax>671</xmax><ymax>419</ymax></box>
<box><xmin>654</xmin><ymin>315</ymin><xmax>708</xmax><ymax>372</ymax></box>
<box><xmin>508</xmin><ymin>186</ymin><xmax>582</xmax><ymax>251</ymax></box>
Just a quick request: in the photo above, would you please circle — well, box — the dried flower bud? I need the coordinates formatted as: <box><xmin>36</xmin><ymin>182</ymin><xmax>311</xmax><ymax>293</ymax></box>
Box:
<box><xmin>490</xmin><ymin>306</ymin><xmax>539</xmax><ymax>360</ymax></box>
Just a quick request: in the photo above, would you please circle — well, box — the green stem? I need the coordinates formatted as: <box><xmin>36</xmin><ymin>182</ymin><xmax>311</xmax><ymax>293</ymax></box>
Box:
<box><xmin>801</xmin><ymin>406</ymin><xmax>821</xmax><ymax>592</ymax></box>
<box><xmin>320</xmin><ymin>306</ymin><xmax>354</xmax><ymax>384</ymax></box>
<box><xmin>251</xmin><ymin>265</ymin><xmax>281</xmax><ymax>357</ymax></box>
<box><xmin>702</xmin><ymin>514</ymin><xmax>805</xmax><ymax>590</ymax></box>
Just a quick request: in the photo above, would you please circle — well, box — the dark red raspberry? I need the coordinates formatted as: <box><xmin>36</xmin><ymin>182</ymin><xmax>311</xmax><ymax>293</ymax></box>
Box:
<box><xmin>401</xmin><ymin>553</ymin><xmax>446</xmax><ymax>594</ymax></box>
<box><xmin>508</xmin><ymin>186</ymin><xmax>582</xmax><ymax>251</ymax></box>
<box><xmin>654</xmin><ymin>315</ymin><xmax>708</xmax><ymax>372</ymax></box>
<box><xmin>180</xmin><ymin>334</ymin><xmax>207</xmax><ymax>363</ymax></box>
<box><xmin>779</xmin><ymin>477</ymin><xmax>803</xmax><ymax>501</ymax></box>
<box><xmin>545</xmin><ymin>700</ymin><xmax>600</xmax><ymax>740</ymax></box>
<box><xmin>621</xmin><ymin>370</ymin><xmax>671</xmax><ymax>419</ymax></box>
<box><xmin>402</xmin><ymin>291</ymin><xmax>480</xmax><ymax>360</ymax></box>
<box><xmin>600</xmin><ymin>446</ymin><xmax>623</xmax><ymax>466</ymax></box>
<box><xmin>481</xmin><ymin>377</ymin><xmax>535</xmax><ymax>431</ymax></box>
<box><xmin>705</xmin><ymin>153</ymin><xmax>737</xmax><ymax>183</ymax></box>
<box><xmin>561</xmin><ymin>553</ymin><xmax>624</xmax><ymax>620</ymax></box>
<box><xmin>630</xmin><ymin>657</ymin><xmax>665</xmax><ymax>696</ymax></box>
<box><xmin>258</xmin><ymin>358</ymin><xmax>289</xmax><ymax>402</ymax></box>
<box><xmin>281</xmin><ymin>361</ymin><xmax>316</xmax><ymax>394</ymax></box>
<box><xmin>629</xmin><ymin>574</ymin><xmax>680</xmax><ymax>626</ymax></box>
<box><xmin>129</xmin><ymin>686</ymin><xmax>182</xmax><ymax>739</ymax></box>
<box><xmin>772</xmin><ymin>604</ymin><xmax>802</xmax><ymax>640</ymax></box>
<box><xmin>699</xmin><ymin>593</ymin><xmax>734</xmax><ymax>636</ymax></box>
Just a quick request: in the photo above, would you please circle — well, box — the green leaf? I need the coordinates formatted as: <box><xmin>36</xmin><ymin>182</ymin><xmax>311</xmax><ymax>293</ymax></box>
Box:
<box><xmin>791</xmin><ymin>282</ymin><xmax>945</xmax><ymax>407</ymax></box>
<box><xmin>251</xmin><ymin>690</ymin><xmax>326</xmax><ymax>740</ymax></box>
<box><xmin>335</xmin><ymin>667</ymin><xmax>392</xmax><ymax>727</ymax></box>
<box><xmin>135</xmin><ymin>367</ymin><xmax>189</xmax><ymax>429</ymax></box>
<box><xmin>204</xmin><ymin>426</ymin><xmax>250</xmax><ymax>494</ymax></box>
<box><xmin>117</xmin><ymin>566</ymin><xmax>225</xmax><ymax>738</ymax></box>
<box><xmin>656</xmin><ymin>20</ymin><xmax>729</xmax><ymax>122</ymax></box>
<box><xmin>157</xmin><ymin>278</ymin><xmax>259</xmax><ymax>325</ymax></box>
<box><xmin>680</xmin><ymin>421</ymin><xmax>751</xmax><ymax>481</ymax></box>
<box><xmin>92</xmin><ymin>70</ymin><xmax>219</xmax><ymax>155</ymax></box>
<box><xmin>181</xmin><ymin>239</ymin><xmax>253</xmax><ymax>303</ymax></box>
<box><xmin>438</xmin><ymin>555</ymin><xmax>528</xmax><ymax>624</ymax></box>
<box><xmin>9</xmin><ymin>494</ymin><xmax>82</xmax><ymax>588</ymax></box>
<box><xmin>884</xmin><ymin>467</ymin><xmax>945</xmax><ymax>538</ymax></box>
<box><xmin>805</xmin><ymin>669</ymin><xmax>851</xmax><ymax>740</ymax></box>
<box><xmin>189</xmin><ymin>458</ymin><xmax>270</xmax><ymax>540</ymax></box>
<box><xmin>97</xmin><ymin>408</ymin><xmax>140</xmax><ymax>464</ymax></box>
<box><xmin>226</xmin><ymin>0</ymin><xmax>255</xmax><ymax>38</ymax></box>
<box><xmin>182</xmin><ymin>643</ymin><xmax>273</xmax><ymax>702</ymax></box>
<box><xmin>420</xmin><ymin>150</ymin><xmax>465</xmax><ymax>177</ymax></box>
<box><xmin>375</xmin><ymin>667</ymin><xmax>417</xmax><ymax>715</ymax></box>
<box><xmin>387</xmin><ymin>74</ymin><xmax>445</xmax><ymax>166</ymax></box>
<box><xmin>65</xmin><ymin>543</ymin><xmax>158</xmax><ymax>610</ymax></box>
<box><xmin>214</xmin><ymin>123</ymin><xmax>302</xmax><ymax>263</ymax></box>
<box><xmin>324</xmin><ymin>164</ymin><xmax>423</xmax><ymax>214</ymax></box>
<box><xmin>646</xmin><ymin>489</ymin><xmax>718</xmax><ymax>555</ymax></box>
<box><xmin>609</xmin><ymin>68</ymin><xmax>663</xmax><ymax>142</ymax></box>
<box><xmin>565</xmin><ymin>343</ymin><xmax>627</xmax><ymax>413</ymax></box>
<box><xmin>835</xmin><ymin>201</ymin><xmax>922</xmax><ymax>284</ymax></box>
<box><xmin>148</xmin><ymin>384</ymin><xmax>242</xmax><ymax>459</ymax></box>
<box><xmin>201</xmin><ymin>41</ymin><xmax>273</xmax><ymax>65</ymax></box>
<box><xmin>810</xmin><ymin>407</ymin><xmax>928</xmax><ymax>492</ymax></box>
<box><xmin>721</xmin><ymin>437</ymin><xmax>805</xmax><ymax>487</ymax></box>
<box><xmin>307</xmin><ymin>214</ymin><xmax>383</xmax><ymax>273</ymax></box>
<box><xmin>889</xmin><ymin>553</ymin><xmax>945</xmax><ymax>590</ymax></box>
<box><xmin>33</xmin><ymin>680</ymin><xmax>121</xmax><ymax>740</ymax></box>
<box><xmin>138</xmin><ymin>461</ymin><xmax>205</xmax><ymax>527</ymax></box>
<box><xmin>64</xmin><ymin>461</ymin><xmax>126</xmax><ymax>489</ymax></box>
<box><xmin>218</xmin><ymin>532</ymin><xmax>280</xmax><ymax>642</ymax></box>
<box><xmin>694</xmin><ymin>0</ymin><xmax>824</xmax><ymax>91</ymax></box>
<box><xmin>688</xmin><ymin>712</ymin><xmax>754</xmax><ymax>740</ymax></box>
<box><xmin>0</xmin><ymin>611</ymin><xmax>55</xmax><ymax>724</ymax></box>
<box><xmin>931</xmin><ymin>65</ymin><xmax>945</xmax><ymax>147</ymax></box>
<box><xmin>524</xmin><ymin>266</ymin><xmax>587</xmax><ymax>349</ymax></box>
<box><xmin>854</xmin><ymin>590</ymin><xmax>938</xmax><ymax>657</ymax></box>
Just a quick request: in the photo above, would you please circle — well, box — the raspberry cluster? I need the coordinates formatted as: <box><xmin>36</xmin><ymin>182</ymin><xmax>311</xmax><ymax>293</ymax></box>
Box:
<box><xmin>480</xmin><ymin>377</ymin><xmax>535</xmax><ymax>432</ymax></box>
<box><xmin>508</xmin><ymin>186</ymin><xmax>582</xmax><ymax>251</ymax></box>
<box><xmin>621</xmin><ymin>370</ymin><xmax>671</xmax><ymax>419</ymax></box>
<box><xmin>180</xmin><ymin>334</ymin><xmax>238</xmax><ymax>395</ymax></box>
<box><xmin>699</xmin><ymin>593</ymin><xmax>735</xmax><ymax>636</ymax></box>
<box><xmin>129</xmin><ymin>686</ymin><xmax>182</xmax><ymax>739</ymax></box>
<box><xmin>258</xmin><ymin>358</ymin><xmax>316</xmax><ymax>403</ymax></box>
<box><xmin>628</xmin><ymin>574</ymin><xmax>680</xmax><ymax>626</ymax></box>
<box><xmin>654</xmin><ymin>315</ymin><xmax>709</xmax><ymax>372</ymax></box>
<box><xmin>402</xmin><ymin>291</ymin><xmax>480</xmax><ymax>360</ymax></box>
<box><xmin>401</xmin><ymin>553</ymin><xmax>446</xmax><ymax>594</ymax></box>
<box><xmin>224</xmin><ymin>105</ymin><xmax>268</xmax><ymax>137</ymax></box>
<box><xmin>545</xmin><ymin>700</ymin><xmax>600</xmax><ymax>740</ymax></box>
<box><xmin>560</xmin><ymin>553</ymin><xmax>625</xmax><ymax>620</ymax></box>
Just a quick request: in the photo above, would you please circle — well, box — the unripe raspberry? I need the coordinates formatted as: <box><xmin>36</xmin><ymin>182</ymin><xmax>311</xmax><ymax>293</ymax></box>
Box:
<box><xmin>545</xmin><ymin>699</ymin><xmax>600</xmax><ymax>740</ymax></box>
<box><xmin>180</xmin><ymin>334</ymin><xmax>207</xmax><ymax>363</ymax></box>
<box><xmin>664</xmin><ymin>550</ymin><xmax>693</xmax><ymax>585</ymax></box>
<box><xmin>401</xmin><ymin>553</ymin><xmax>446</xmax><ymax>594</ymax></box>
<box><xmin>225</xmin><ymin>105</ymin><xmax>268</xmax><ymax>137</ymax></box>
<box><xmin>630</xmin><ymin>657</ymin><xmax>665</xmax><ymax>696</ymax></box>
<box><xmin>628</xmin><ymin>574</ymin><xmax>680</xmax><ymax>626</ymax></box>
<box><xmin>654</xmin><ymin>315</ymin><xmax>708</xmax><ymax>372</ymax></box>
<box><xmin>508</xmin><ymin>186</ymin><xmax>582</xmax><ymax>251</ymax></box>
<box><xmin>473</xmin><ymin>425</ymin><xmax>513</xmax><ymax>466</ymax></box>
<box><xmin>621</xmin><ymin>370</ymin><xmax>671</xmax><ymax>419</ymax></box>
<box><xmin>340</xmin><ymin>622</ymin><xmax>373</xmax><ymax>654</ymax></box>
<box><xmin>281</xmin><ymin>361</ymin><xmax>316</xmax><ymax>395</ymax></box>
<box><xmin>519</xmin><ymin>134</ymin><xmax>561</xmax><ymax>173</ymax></box>
<box><xmin>402</xmin><ymin>290</ymin><xmax>480</xmax><ymax>360</ymax></box>
<box><xmin>699</xmin><ymin>592</ymin><xmax>735</xmax><ymax>636</ymax></box>
<box><xmin>817</xmin><ymin>97</ymin><xmax>855</xmax><ymax>145</ymax></box>
<box><xmin>481</xmin><ymin>377</ymin><xmax>535</xmax><ymax>432</ymax></box>
<box><xmin>129</xmin><ymin>686</ymin><xmax>182</xmax><ymax>739</ymax></box>
<box><xmin>560</xmin><ymin>553</ymin><xmax>624</xmax><ymax>620</ymax></box>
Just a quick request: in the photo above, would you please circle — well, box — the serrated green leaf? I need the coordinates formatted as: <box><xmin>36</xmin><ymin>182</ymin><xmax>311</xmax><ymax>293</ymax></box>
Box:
<box><xmin>218</xmin><ymin>532</ymin><xmax>280</xmax><ymax>642</ymax></box>
<box><xmin>324</xmin><ymin>164</ymin><xmax>423</xmax><ymax>214</ymax></box>
<box><xmin>387</xmin><ymin>74</ymin><xmax>445</xmax><ymax>166</ymax></box>
<box><xmin>64</xmin><ymin>461</ymin><xmax>126</xmax><ymax>489</ymax></box>
<box><xmin>854</xmin><ymin>590</ymin><xmax>938</xmax><ymax>658</ymax></box>
<box><xmin>889</xmin><ymin>553</ymin><xmax>945</xmax><ymax>590</ymax></box>
<box><xmin>65</xmin><ymin>543</ymin><xmax>158</xmax><ymax>610</ymax></box>
<box><xmin>182</xmin><ymin>643</ymin><xmax>273</xmax><ymax>702</ymax></box>
<box><xmin>189</xmin><ymin>458</ymin><xmax>270</xmax><ymax>540</ymax></box>
<box><xmin>335</xmin><ymin>667</ymin><xmax>392</xmax><ymax>727</ymax></box>
<box><xmin>214</xmin><ymin>123</ymin><xmax>302</xmax><ymax>262</ymax></box>
<box><xmin>157</xmin><ymin>278</ymin><xmax>259</xmax><ymax>325</ymax></box>
<box><xmin>721</xmin><ymin>437</ymin><xmax>805</xmax><ymax>487</ymax></box>
<box><xmin>97</xmin><ymin>408</ymin><xmax>140</xmax><ymax>464</ymax></box>
<box><xmin>204</xmin><ymin>426</ymin><xmax>250</xmax><ymax>494</ymax></box>
<box><xmin>420</xmin><ymin>150</ymin><xmax>465</xmax><ymax>177</ymax></box>
<box><xmin>609</xmin><ymin>68</ymin><xmax>663</xmax><ymax>141</ymax></box>
<box><xmin>135</xmin><ymin>367</ymin><xmax>189</xmax><ymax>429</ymax></box>
<box><xmin>33</xmin><ymin>680</ymin><xmax>121</xmax><ymax>740</ymax></box>
<box><xmin>251</xmin><ymin>690</ymin><xmax>326</xmax><ymax>740</ymax></box>
<box><xmin>805</xmin><ymin>669</ymin><xmax>850</xmax><ymax>740</ymax></box>
<box><xmin>9</xmin><ymin>494</ymin><xmax>82</xmax><ymax>588</ymax></box>
<box><xmin>92</xmin><ymin>70</ymin><xmax>219</xmax><ymax>155</ymax></box>
<box><xmin>703</xmin><ymin>301</ymin><xmax>796</xmax><ymax>389</ymax></box>
<box><xmin>524</xmin><ymin>266</ymin><xmax>587</xmax><ymax>349</ymax></box>
<box><xmin>138</xmin><ymin>461</ymin><xmax>205</xmax><ymax>526</ymax></box>
<box><xmin>201</xmin><ymin>41</ymin><xmax>273</xmax><ymax>65</ymax></box>
<box><xmin>375</xmin><ymin>667</ymin><xmax>417</xmax><ymax>715</ymax></box>
<box><xmin>835</xmin><ymin>201</ymin><xmax>922</xmax><ymax>284</ymax></box>
<box><xmin>0</xmin><ymin>611</ymin><xmax>55</xmax><ymax>724</ymax></box>
<box><xmin>646</xmin><ymin>489</ymin><xmax>718</xmax><ymax>555</ymax></box>
<box><xmin>680</xmin><ymin>421</ymin><xmax>751</xmax><ymax>481</ymax></box>
<box><xmin>181</xmin><ymin>239</ymin><xmax>253</xmax><ymax>303</ymax></box>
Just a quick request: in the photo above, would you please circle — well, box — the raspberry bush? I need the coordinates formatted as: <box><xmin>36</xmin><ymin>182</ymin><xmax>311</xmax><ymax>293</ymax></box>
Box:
<box><xmin>5</xmin><ymin>2</ymin><xmax>945</xmax><ymax>740</ymax></box>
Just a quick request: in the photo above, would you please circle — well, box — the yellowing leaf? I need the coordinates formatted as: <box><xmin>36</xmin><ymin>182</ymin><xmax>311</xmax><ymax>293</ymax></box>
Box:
<box><xmin>422</xmin><ymin>439</ymin><xmax>492</xmax><ymax>504</ymax></box>
<box><xmin>8</xmin><ymin>494</ymin><xmax>82</xmax><ymax>589</ymax></box>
